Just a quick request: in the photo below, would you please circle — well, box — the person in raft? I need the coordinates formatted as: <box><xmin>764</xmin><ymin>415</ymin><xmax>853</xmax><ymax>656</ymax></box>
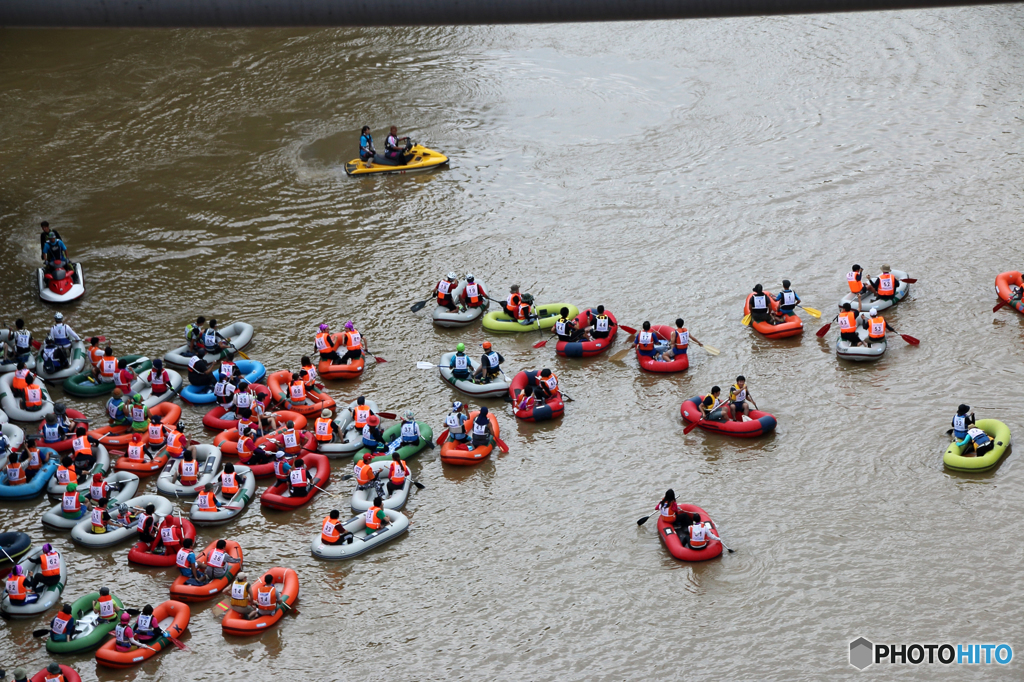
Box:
<box><xmin>660</xmin><ymin>318</ymin><xmax>704</xmax><ymax>362</ymax></box>
<box><xmin>956</xmin><ymin>427</ymin><xmax>995</xmax><ymax>458</ymax></box>
<box><xmin>633</xmin><ymin>321</ymin><xmax>661</xmax><ymax>358</ymax></box>
<box><xmin>434</xmin><ymin>272</ymin><xmax>461</xmax><ymax>312</ymax></box>
<box><xmin>384</xmin><ymin>126</ymin><xmax>414</xmax><ymax>165</ymax></box>
<box><xmin>774</xmin><ymin>280</ymin><xmax>801</xmax><ymax>317</ymax></box>
<box><xmin>462</xmin><ymin>274</ymin><xmax>487</xmax><ymax>308</ymax></box>
<box><xmin>699</xmin><ymin>387</ymin><xmax>728</xmax><ymax>423</ymax></box>
<box><xmin>113</xmin><ymin>611</ymin><xmax>147</xmax><ymax>653</ymax></box>
<box><xmin>682</xmin><ymin>514</ymin><xmax>721</xmax><ymax>550</ymax></box>
<box><xmin>502</xmin><ymin>284</ymin><xmax>522</xmax><ymax>319</ymax></box>
<box><xmin>837</xmin><ymin>302</ymin><xmax>861</xmax><ymax>347</ymax></box>
<box><xmin>869</xmin><ymin>265</ymin><xmax>901</xmax><ymax>303</ymax></box>
<box><xmin>656</xmin><ymin>489</ymin><xmax>693</xmax><ymax>532</ymax></box>
<box><xmin>515</xmin><ymin>385</ymin><xmax>536</xmax><ymax>412</ymax></box>
<box><xmin>398</xmin><ymin>411</ymin><xmax>422</xmax><ymax>446</ymax></box>
<box><xmin>555</xmin><ymin>307</ymin><xmax>588</xmax><ymax>343</ymax></box>
<box><xmin>185</xmin><ymin>316</ymin><xmax>206</xmax><ymax>355</ymax></box>
<box><xmin>359</xmin><ymin>125</ymin><xmax>376</xmax><ymax>166</ymax></box>
<box><xmin>338</xmin><ymin>321</ymin><xmax>363</xmax><ymax>365</ymax></box>
<box><xmin>449</xmin><ymin>343</ymin><xmax>472</xmax><ymax>380</ymax></box>
<box><xmin>749</xmin><ymin>284</ymin><xmax>783</xmax><ymax>325</ymax></box>
<box><xmin>315</xmin><ymin>323</ymin><xmax>341</xmax><ymax>363</ymax></box>
<box><xmin>321</xmin><ymin>509</ymin><xmax>354</xmax><ymax>546</ymax></box>
<box><xmin>364</xmin><ymin>495</ymin><xmax>390</xmax><ymax>534</ymax></box>
<box><xmin>535</xmin><ymin>369</ymin><xmax>559</xmax><ymax>400</ymax></box>
<box><xmin>445</xmin><ymin>401</ymin><xmax>469</xmax><ymax>443</ymax></box>
<box><xmin>473</xmin><ymin>341</ymin><xmax>504</xmax><ymax>383</ymax></box>
<box><xmin>951</xmin><ymin>404</ymin><xmax>975</xmax><ymax>442</ymax></box>
<box><xmin>727</xmin><ymin>376</ymin><xmax>757</xmax><ymax>422</ymax></box>
<box><xmin>230</xmin><ymin>572</ymin><xmax>257</xmax><ymax>619</ymax></box>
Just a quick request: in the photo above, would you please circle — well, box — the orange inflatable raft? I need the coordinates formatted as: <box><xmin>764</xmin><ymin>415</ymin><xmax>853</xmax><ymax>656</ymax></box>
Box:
<box><xmin>995</xmin><ymin>271</ymin><xmax>1024</xmax><ymax>315</ymax></box>
<box><xmin>221</xmin><ymin>567</ymin><xmax>298</xmax><ymax>636</ymax></box>
<box><xmin>743</xmin><ymin>292</ymin><xmax>803</xmax><ymax>339</ymax></box>
<box><xmin>170</xmin><ymin>539</ymin><xmax>244</xmax><ymax>602</ymax></box>
<box><xmin>212</xmin><ymin>411</ymin><xmax>307</xmax><ymax>456</ymax></box>
<box><xmin>95</xmin><ymin>599</ymin><xmax>190</xmax><ymax>668</ymax></box>
<box><xmin>89</xmin><ymin>403</ymin><xmax>182</xmax><ymax>452</ymax></box>
<box><xmin>267</xmin><ymin>370</ymin><xmax>336</xmax><ymax>416</ymax></box>
<box><xmin>317</xmin><ymin>333</ymin><xmax>366</xmax><ymax>380</ymax></box>
<box><xmin>440</xmin><ymin>410</ymin><xmax>500</xmax><ymax>466</ymax></box>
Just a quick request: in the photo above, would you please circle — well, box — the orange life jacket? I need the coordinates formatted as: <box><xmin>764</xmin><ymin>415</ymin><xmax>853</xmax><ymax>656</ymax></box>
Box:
<box><xmin>289</xmin><ymin>381</ymin><xmax>306</xmax><ymax>403</ymax></box>
<box><xmin>314</xmin><ymin>332</ymin><xmax>336</xmax><ymax>353</ymax></box>
<box><xmin>6</xmin><ymin>463</ymin><xmax>25</xmax><ymax>485</ymax></box>
<box><xmin>127</xmin><ymin>442</ymin><xmax>145</xmax><ymax>461</ymax></box>
<box><xmin>838</xmin><ymin>311</ymin><xmax>857</xmax><ymax>332</ymax></box>
<box><xmin>658</xmin><ymin>501</ymin><xmax>676</xmax><ymax>524</ymax></box>
<box><xmin>869</xmin><ymin>316</ymin><xmax>886</xmax><ymax>339</ymax></box>
<box><xmin>148</xmin><ymin>424</ymin><xmax>165</xmax><ymax>446</ymax></box>
<box><xmin>353</xmin><ymin>406</ymin><xmax>370</xmax><ymax>429</ymax></box>
<box><xmin>89</xmin><ymin>346</ymin><xmax>104</xmax><ymax>367</ymax></box>
<box><xmin>289</xmin><ymin>466</ymin><xmax>308</xmax><ymax>487</ymax></box>
<box><xmin>166</xmin><ymin>432</ymin><xmax>185</xmax><ymax>457</ymax></box>
<box><xmin>637</xmin><ymin>330</ymin><xmax>655</xmax><ymax>351</ymax></box>
<box><xmin>72</xmin><ymin>436</ymin><xmax>92</xmax><ymax>457</ymax></box>
<box><xmin>389</xmin><ymin>461</ymin><xmax>408</xmax><ymax>485</ymax></box>
<box><xmin>436</xmin><ymin>279</ymin><xmax>454</xmax><ymax>303</ymax></box>
<box><xmin>847</xmin><ymin>271</ymin><xmax>863</xmax><ymax>294</ymax></box>
<box><xmin>464</xmin><ymin>282</ymin><xmax>483</xmax><ymax>307</ymax></box>
<box><xmin>179</xmin><ymin>459</ymin><xmax>198</xmax><ymax>485</ymax></box>
<box><xmin>62</xmin><ymin>490</ymin><xmax>82</xmax><ymax>513</ymax></box>
<box><xmin>314</xmin><ymin>417</ymin><xmax>333</xmax><ymax>442</ymax></box>
<box><xmin>365</xmin><ymin>506</ymin><xmax>383</xmax><ymax>530</ymax></box>
<box><xmin>12</xmin><ymin>368</ymin><xmax>30</xmax><ymax>390</ymax></box>
<box><xmin>40</xmin><ymin>551</ymin><xmax>61</xmax><ymax>577</ymax></box>
<box><xmin>281</xmin><ymin>428</ymin><xmax>302</xmax><ymax>455</ymax></box>
<box><xmin>100</xmin><ymin>357</ymin><xmax>117</xmax><ymax>379</ymax></box>
<box><xmin>220</xmin><ymin>471</ymin><xmax>239</xmax><ymax>494</ymax></box>
<box><xmin>25</xmin><ymin>384</ymin><xmax>43</xmax><ymax>408</ymax></box>
<box><xmin>197</xmin><ymin>491</ymin><xmax>217</xmax><ymax>512</ymax></box>
<box><xmin>55</xmin><ymin>466</ymin><xmax>77</xmax><ymax>486</ymax></box>
<box><xmin>356</xmin><ymin>461</ymin><xmax>375</xmax><ymax>486</ymax></box>
<box><xmin>256</xmin><ymin>583</ymin><xmax>277</xmax><ymax>609</ymax></box>
<box><xmin>6</xmin><ymin>574</ymin><xmax>27</xmax><ymax>599</ymax></box>
<box><xmin>344</xmin><ymin>330</ymin><xmax>362</xmax><ymax>351</ymax></box>
<box><xmin>321</xmin><ymin>516</ymin><xmax>341</xmax><ymax>543</ymax></box>
<box><xmin>876</xmin><ymin>273</ymin><xmax>895</xmax><ymax>296</ymax></box>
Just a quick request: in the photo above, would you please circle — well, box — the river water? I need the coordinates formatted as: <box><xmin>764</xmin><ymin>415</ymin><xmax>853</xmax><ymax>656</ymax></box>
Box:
<box><xmin>1</xmin><ymin>8</ymin><xmax>1023</xmax><ymax>680</ymax></box>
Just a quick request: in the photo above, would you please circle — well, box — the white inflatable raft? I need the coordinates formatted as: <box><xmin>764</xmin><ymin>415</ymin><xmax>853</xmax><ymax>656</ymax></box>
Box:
<box><xmin>0</xmin><ymin>330</ymin><xmax>37</xmax><ymax>373</ymax></box>
<box><xmin>42</xmin><ymin>471</ymin><xmax>140</xmax><ymax>531</ymax></box>
<box><xmin>0</xmin><ymin>371</ymin><xmax>54</xmax><ymax>422</ymax></box>
<box><xmin>350</xmin><ymin>460</ymin><xmax>411</xmax><ymax>513</ymax></box>
<box><xmin>0</xmin><ymin>545</ymin><xmax>67</xmax><ymax>618</ymax></box>
<box><xmin>46</xmin><ymin>444</ymin><xmax>110</xmax><ymax>498</ymax></box>
<box><xmin>163</xmin><ymin>322</ymin><xmax>255</xmax><ymax>367</ymax></box>
<box><xmin>836</xmin><ymin>323</ymin><xmax>887</xmax><ymax>362</ymax></box>
<box><xmin>438</xmin><ymin>351</ymin><xmax>511</xmax><ymax>399</ymax></box>
<box><xmin>3</xmin><ymin>422</ymin><xmax>26</xmax><ymax>449</ymax></box>
<box><xmin>70</xmin><ymin>494</ymin><xmax>172</xmax><ymax>549</ymax></box>
<box><xmin>432</xmin><ymin>279</ymin><xmax>490</xmax><ymax>328</ymax></box>
<box><xmin>156</xmin><ymin>444</ymin><xmax>222</xmax><ymax>499</ymax></box>
<box><xmin>838</xmin><ymin>269</ymin><xmax>910</xmax><ymax>313</ymax></box>
<box><xmin>130</xmin><ymin>367</ymin><xmax>183</xmax><ymax>407</ymax></box>
<box><xmin>310</xmin><ymin>508</ymin><xmax>409</xmax><ymax>560</ymax></box>
<box><xmin>37</xmin><ymin>263</ymin><xmax>85</xmax><ymax>303</ymax></box>
<box><xmin>188</xmin><ymin>464</ymin><xmax>256</xmax><ymax>526</ymax></box>
<box><xmin>36</xmin><ymin>339</ymin><xmax>87</xmax><ymax>382</ymax></box>
<box><xmin>318</xmin><ymin>398</ymin><xmax>380</xmax><ymax>458</ymax></box>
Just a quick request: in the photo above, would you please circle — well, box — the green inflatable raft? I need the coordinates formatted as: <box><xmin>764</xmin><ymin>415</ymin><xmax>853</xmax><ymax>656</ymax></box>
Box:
<box><xmin>482</xmin><ymin>303</ymin><xmax>579</xmax><ymax>333</ymax></box>
<box><xmin>45</xmin><ymin>590</ymin><xmax>125</xmax><ymax>654</ymax></box>
<box><xmin>62</xmin><ymin>355</ymin><xmax>150</xmax><ymax>398</ymax></box>
<box><xmin>943</xmin><ymin>419</ymin><xmax>1011</xmax><ymax>472</ymax></box>
<box><xmin>354</xmin><ymin>421</ymin><xmax>434</xmax><ymax>464</ymax></box>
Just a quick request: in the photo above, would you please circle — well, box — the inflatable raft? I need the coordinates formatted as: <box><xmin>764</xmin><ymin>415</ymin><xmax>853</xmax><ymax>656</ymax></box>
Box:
<box><xmin>87</xmin><ymin>402</ymin><xmax>182</xmax><ymax>452</ymax></box>
<box><xmin>995</xmin><ymin>271</ymin><xmax>1024</xmax><ymax>315</ymax></box>
<box><xmin>0</xmin><ymin>370</ymin><xmax>54</xmax><ymax>421</ymax></box>
<box><xmin>46</xmin><ymin>444</ymin><xmax>108</xmax><ymax>498</ymax></box>
<box><xmin>438</xmin><ymin>351</ymin><xmax>511</xmax><ymax>399</ymax></box>
<box><xmin>0</xmin><ymin>545</ymin><xmax>67</xmax><ymax>618</ymax></box>
<box><xmin>838</xmin><ymin>269</ymin><xmax>910</xmax><ymax>312</ymax></box>
<box><xmin>350</xmin><ymin>460</ymin><xmax>411</xmax><ymax>512</ymax></box>
<box><xmin>221</xmin><ymin>566</ymin><xmax>299</xmax><ymax>635</ymax></box>
<box><xmin>439</xmin><ymin>409</ymin><xmax>500</xmax><ymax>466</ymax></box>
<box><xmin>0</xmin><ymin>445</ymin><xmax>57</xmax><ymax>502</ymax></box>
<box><xmin>745</xmin><ymin>292</ymin><xmax>803</xmax><ymax>339</ymax></box>
<box><xmin>432</xmin><ymin>278</ymin><xmax>491</xmax><ymax>328</ymax></box>
<box><xmin>260</xmin><ymin>452</ymin><xmax>330</xmax><ymax>511</ymax></box>
<box><xmin>318</xmin><ymin>398</ymin><xmax>379</xmax><ymax>457</ymax></box>
<box><xmin>316</xmin><ymin>333</ymin><xmax>365</xmax><ymax>380</ymax></box>
<box><xmin>163</xmin><ymin>322</ymin><xmax>254</xmax><ymax>367</ymax></box>
<box><xmin>36</xmin><ymin>339</ymin><xmax>87</xmax><ymax>382</ymax></box>
<box><xmin>127</xmin><ymin>514</ymin><xmax>197</xmax><ymax>567</ymax></box>
<box><xmin>38</xmin><ymin>262</ymin><xmax>85</xmax><ymax>304</ymax></box>
<box><xmin>482</xmin><ymin>303</ymin><xmax>580</xmax><ymax>333</ymax></box>
<box><xmin>96</xmin><ymin>599</ymin><xmax>189</xmax><ymax>668</ymax></box>
<box><xmin>113</xmin><ymin>448</ymin><xmax>168</xmax><ymax>477</ymax></box>
<box><xmin>61</xmin><ymin>355</ymin><xmax>150</xmax><ymax>398</ymax></box>
<box><xmin>311</xmin><ymin>509</ymin><xmax>409</xmax><ymax>560</ymax></box>
<box><xmin>130</xmin><ymin>366</ymin><xmax>183</xmax><ymax>407</ymax></box>
<box><xmin>46</xmin><ymin>590</ymin><xmax>125</xmax><ymax>654</ymax></box>
<box><xmin>344</xmin><ymin>143</ymin><xmax>448</xmax><ymax>176</ymax></box>
<box><xmin>509</xmin><ymin>370</ymin><xmax>564</xmax><ymax>422</ymax></box>
<box><xmin>201</xmin><ymin>385</ymin><xmax>272</xmax><ymax>431</ymax></box>
<box><xmin>170</xmin><ymin>539</ymin><xmax>244</xmax><ymax>602</ymax></box>
<box><xmin>30</xmin><ymin>665</ymin><xmax>82</xmax><ymax>682</ymax></box>
<box><xmin>36</xmin><ymin>408</ymin><xmax>88</xmax><ymax>453</ymax></box>
<box><xmin>0</xmin><ymin>531</ymin><xmax>32</xmax><ymax>567</ymax></box>
<box><xmin>42</xmin><ymin>472</ymin><xmax>140</xmax><ymax>531</ymax></box>
<box><xmin>680</xmin><ymin>396</ymin><xmax>777</xmax><ymax>438</ymax></box>
<box><xmin>657</xmin><ymin>504</ymin><xmax>724</xmax><ymax>562</ymax></box>
<box><xmin>188</xmin><ymin>465</ymin><xmax>256</xmax><ymax>526</ymax></box>
<box><xmin>353</xmin><ymin>421</ymin><xmax>434</xmax><ymax>464</ymax></box>
<box><xmin>555</xmin><ymin>308</ymin><xmax>618</xmax><ymax>357</ymax></box>
<box><xmin>180</xmin><ymin>360</ymin><xmax>265</xmax><ymax>405</ymax></box>
<box><xmin>943</xmin><ymin>419</ymin><xmax>1012</xmax><ymax>472</ymax></box>
<box><xmin>212</xmin><ymin>410</ymin><xmax>307</xmax><ymax>457</ymax></box>
<box><xmin>636</xmin><ymin>324</ymin><xmax>690</xmax><ymax>373</ymax></box>
<box><xmin>0</xmin><ymin>330</ymin><xmax>36</xmax><ymax>373</ymax></box>
<box><xmin>70</xmin><ymin>494</ymin><xmax>173</xmax><ymax>549</ymax></box>
<box><xmin>836</xmin><ymin>324</ymin><xmax>886</xmax><ymax>362</ymax></box>
<box><xmin>156</xmin><ymin>444</ymin><xmax>222</xmax><ymax>499</ymax></box>
<box><xmin>267</xmin><ymin>369</ymin><xmax>336</xmax><ymax>416</ymax></box>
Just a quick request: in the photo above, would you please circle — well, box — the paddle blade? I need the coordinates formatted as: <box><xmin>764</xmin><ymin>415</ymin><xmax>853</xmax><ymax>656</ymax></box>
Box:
<box><xmin>993</xmin><ymin>300</ymin><xmax>1008</xmax><ymax>313</ymax></box>
<box><xmin>416</xmin><ymin>362</ymin><xmax>436</xmax><ymax>370</ymax></box>
<box><xmin>410</xmin><ymin>301</ymin><xmax>428</xmax><ymax>313</ymax></box>
<box><xmin>236</xmin><ymin>350</ymin><xmax>250</xmax><ymax>360</ymax></box>
<box><xmin>33</xmin><ymin>628</ymin><xmax>50</xmax><ymax>637</ymax></box>
<box><xmin>412</xmin><ymin>480</ymin><xmax>426</xmax><ymax>489</ymax></box>
<box><xmin>619</xmin><ymin>325</ymin><xmax>637</xmax><ymax>334</ymax></box>
<box><xmin>815</xmin><ymin>322</ymin><xmax>831</xmax><ymax>338</ymax></box>
<box><xmin>702</xmin><ymin>345</ymin><xmax>720</xmax><ymax>356</ymax></box>
<box><xmin>901</xmin><ymin>334</ymin><xmax>920</xmax><ymax>345</ymax></box>
<box><xmin>609</xmin><ymin>348</ymin><xmax>631</xmax><ymax>363</ymax></box>
<box><xmin>532</xmin><ymin>339</ymin><xmax>548</xmax><ymax>348</ymax></box>
<box><xmin>436</xmin><ymin>428</ymin><xmax>449</xmax><ymax>445</ymax></box>
<box><xmin>215</xmin><ymin>600</ymin><xmax>229</xmax><ymax>612</ymax></box>
<box><xmin>636</xmin><ymin>515</ymin><xmax>651</xmax><ymax>526</ymax></box>
<box><xmin>683</xmin><ymin>421</ymin><xmax>700</xmax><ymax>435</ymax></box>
<box><xmin>495</xmin><ymin>436</ymin><xmax>509</xmax><ymax>453</ymax></box>
<box><xmin>901</xmin><ymin>278</ymin><xmax>917</xmax><ymax>284</ymax></box>
<box><xmin>741</xmin><ymin>314</ymin><xmax>751</xmax><ymax>326</ymax></box>
<box><xmin>372</xmin><ymin>355</ymin><xmax>386</xmax><ymax>363</ymax></box>
<box><xmin>801</xmin><ymin>306</ymin><xmax>822</xmax><ymax>318</ymax></box>
<box><xmin>377</xmin><ymin>412</ymin><xmax>396</xmax><ymax>420</ymax></box>
<box><xmin>169</xmin><ymin>636</ymin><xmax>189</xmax><ymax>651</ymax></box>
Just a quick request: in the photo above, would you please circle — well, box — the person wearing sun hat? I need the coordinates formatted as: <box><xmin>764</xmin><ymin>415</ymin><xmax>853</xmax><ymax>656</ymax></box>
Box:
<box><xmin>870</xmin><ymin>264</ymin><xmax>901</xmax><ymax>302</ymax></box>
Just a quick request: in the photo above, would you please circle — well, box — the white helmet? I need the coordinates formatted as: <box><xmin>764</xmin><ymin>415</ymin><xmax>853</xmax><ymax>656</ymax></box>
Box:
<box><xmin>869</xmin><ymin>307</ymin><xmax>878</xmax><ymax>316</ymax></box>
<box><xmin>447</xmin><ymin>271</ymin><xmax>457</xmax><ymax>280</ymax></box>
<box><xmin>466</xmin><ymin>273</ymin><xmax>475</xmax><ymax>282</ymax></box>
<box><xmin>53</xmin><ymin>312</ymin><xmax>64</xmax><ymax>322</ymax></box>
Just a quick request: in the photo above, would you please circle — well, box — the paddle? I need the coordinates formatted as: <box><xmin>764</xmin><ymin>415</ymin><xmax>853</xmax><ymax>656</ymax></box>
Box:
<box><xmin>683</xmin><ymin>399</ymin><xmax>725</xmax><ymax>435</ymax></box>
<box><xmin>901</xmin><ymin>278</ymin><xmax>918</xmax><ymax>284</ymax></box>
<box><xmin>993</xmin><ymin>299</ymin><xmax>1010</xmax><ymax>313</ymax></box>
<box><xmin>741</xmin><ymin>314</ymin><xmax>751</xmax><ymax>326</ymax></box>
<box><xmin>410</xmin><ymin>301</ymin><xmax>428</xmax><ymax>313</ymax></box>
<box><xmin>619</xmin><ymin>324</ymin><xmax>637</xmax><ymax>335</ymax></box>
<box><xmin>365</xmin><ymin>347</ymin><xmax>386</xmax><ymax>364</ymax></box>
<box><xmin>887</xmin><ymin>325</ymin><xmax>920</xmax><ymax>345</ymax></box>
<box><xmin>532</xmin><ymin>335</ymin><xmax>554</xmax><ymax>349</ymax></box>
<box><xmin>559</xmin><ymin>391</ymin><xmax>574</xmax><ymax>403</ymax></box>
<box><xmin>416</xmin><ymin>362</ymin><xmax>443</xmax><ymax>370</ymax></box>
<box><xmin>33</xmin><ymin>627</ymin><xmax>51</xmax><ymax>637</ymax></box>
<box><xmin>494</xmin><ymin>435</ymin><xmax>509</xmax><ymax>453</ymax></box>
<box><xmin>436</xmin><ymin>428</ymin><xmax>449</xmax><ymax>445</ymax></box>
<box><xmin>609</xmin><ymin>348</ymin><xmax>631</xmax><ymax>362</ymax></box>
<box><xmin>816</xmin><ymin>316</ymin><xmax>838</xmax><ymax>338</ymax></box>
<box><xmin>636</xmin><ymin>513</ymin><xmax>654</xmax><ymax>526</ymax></box>
<box><xmin>700</xmin><ymin>344</ymin><xmax>720</xmax><ymax>356</ymax></box>
<box><xmin>799</xmin><ymin>305</ymin><xmax>822</xmax><ymax>318</ymax></box>
<box><xmin>227</xmin><ymin>344</ymin><xmax>249</xmax><ymax>360</ymax></box>
<box><xmin>377</xmin><ymin>412</ymin><xmax>397</xmax><ymax>420</ymax></box>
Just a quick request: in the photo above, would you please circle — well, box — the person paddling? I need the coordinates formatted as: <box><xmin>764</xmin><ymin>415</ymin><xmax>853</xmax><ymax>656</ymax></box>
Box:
<box><xmin>951</xmin><ymin>404</ymin><xmax>975</xmax><ymax>441</ymax></box>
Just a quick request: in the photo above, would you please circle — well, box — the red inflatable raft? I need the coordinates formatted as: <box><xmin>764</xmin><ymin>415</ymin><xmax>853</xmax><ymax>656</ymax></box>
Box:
<box><xmin>636</xmin><ymin>324</ymin><xmax>689</xmax><ymax>373</ymax></box>
<box><xmin>995</xmin><ymin>271</ymin><xmax>1024</xmax><ymax>315</ymax></box>
<box><xmin>743</xmin><ymin>292</ymin><xmax>803</xmax><ymax>339</ymax></box>
<box><xmin>508</xmin><ymin>370</ymin><xmax>564</xmax><ymax>422</ymax></box>
<box><xmin>680</xmin><ymin>396</ymin><xmax>777</xmax><ymax>438</ymax></box>
<box><xmin>88</xmin><ymin>403</ymin><xmax>182</xmax><ymax>451</ymax></box>
<box><xmin>37</xmin><ymin>409</ymin><xmax>89</xmax><ymax>453</ymax></box>
<box><xmin>127</xmin><ymin>515</ymin><xmax>197</xmax><ymax>567</ymax></box>
<box><xmin>267</xmin><ymin>369</ymin><xmax>336</xmax><ymax>416</ymax></box>
<box><xmin>31</xmin><ymin>665</ymin><xmax>82</xmax><ymax>682</ymax></box>
<box><xmin>169</xmin><ymin>539</ymin><xmax>243</xmax><ymax>602</ymax></box>
<box><xmin>212</xmin><ymin>411</ymin><xmax>307</xmax><ymax>456</ymax></box>
<box><xmin>202</xmin><ymin>385</ymin><xmax>272</xmax><ymax>431</ymax></box>
<box><xmin>317</xmin><ymin>333</ymin><xmax>365</xmax><ymax>380</ymax></box>
<box><xmin>555</xmin><ymin>308</ymin><xmax>618</xmax><ymax>358</ymax></box>
<box><xmin>657</xmin><ymin>504</ymin><xmax>723</xmax><ymax>562</ymax></box>
<box><xmin>96</xmin><ymin>600</ymin><xmax>189</xmax><ymax>668</ymax></box>
<box><xmin>259</xmin><ymin>452</ymin><xmax>330</xmax><ymax>510</ymax></box>
<box><xmin>439</xmin><ymin>410</ymin><xmax>500</xmax><ymax>465</ymax></box>
<box><xmin>221</xmin><ymin>566</ymin><xmax>299</xmax><ymax>636</ymax></box>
